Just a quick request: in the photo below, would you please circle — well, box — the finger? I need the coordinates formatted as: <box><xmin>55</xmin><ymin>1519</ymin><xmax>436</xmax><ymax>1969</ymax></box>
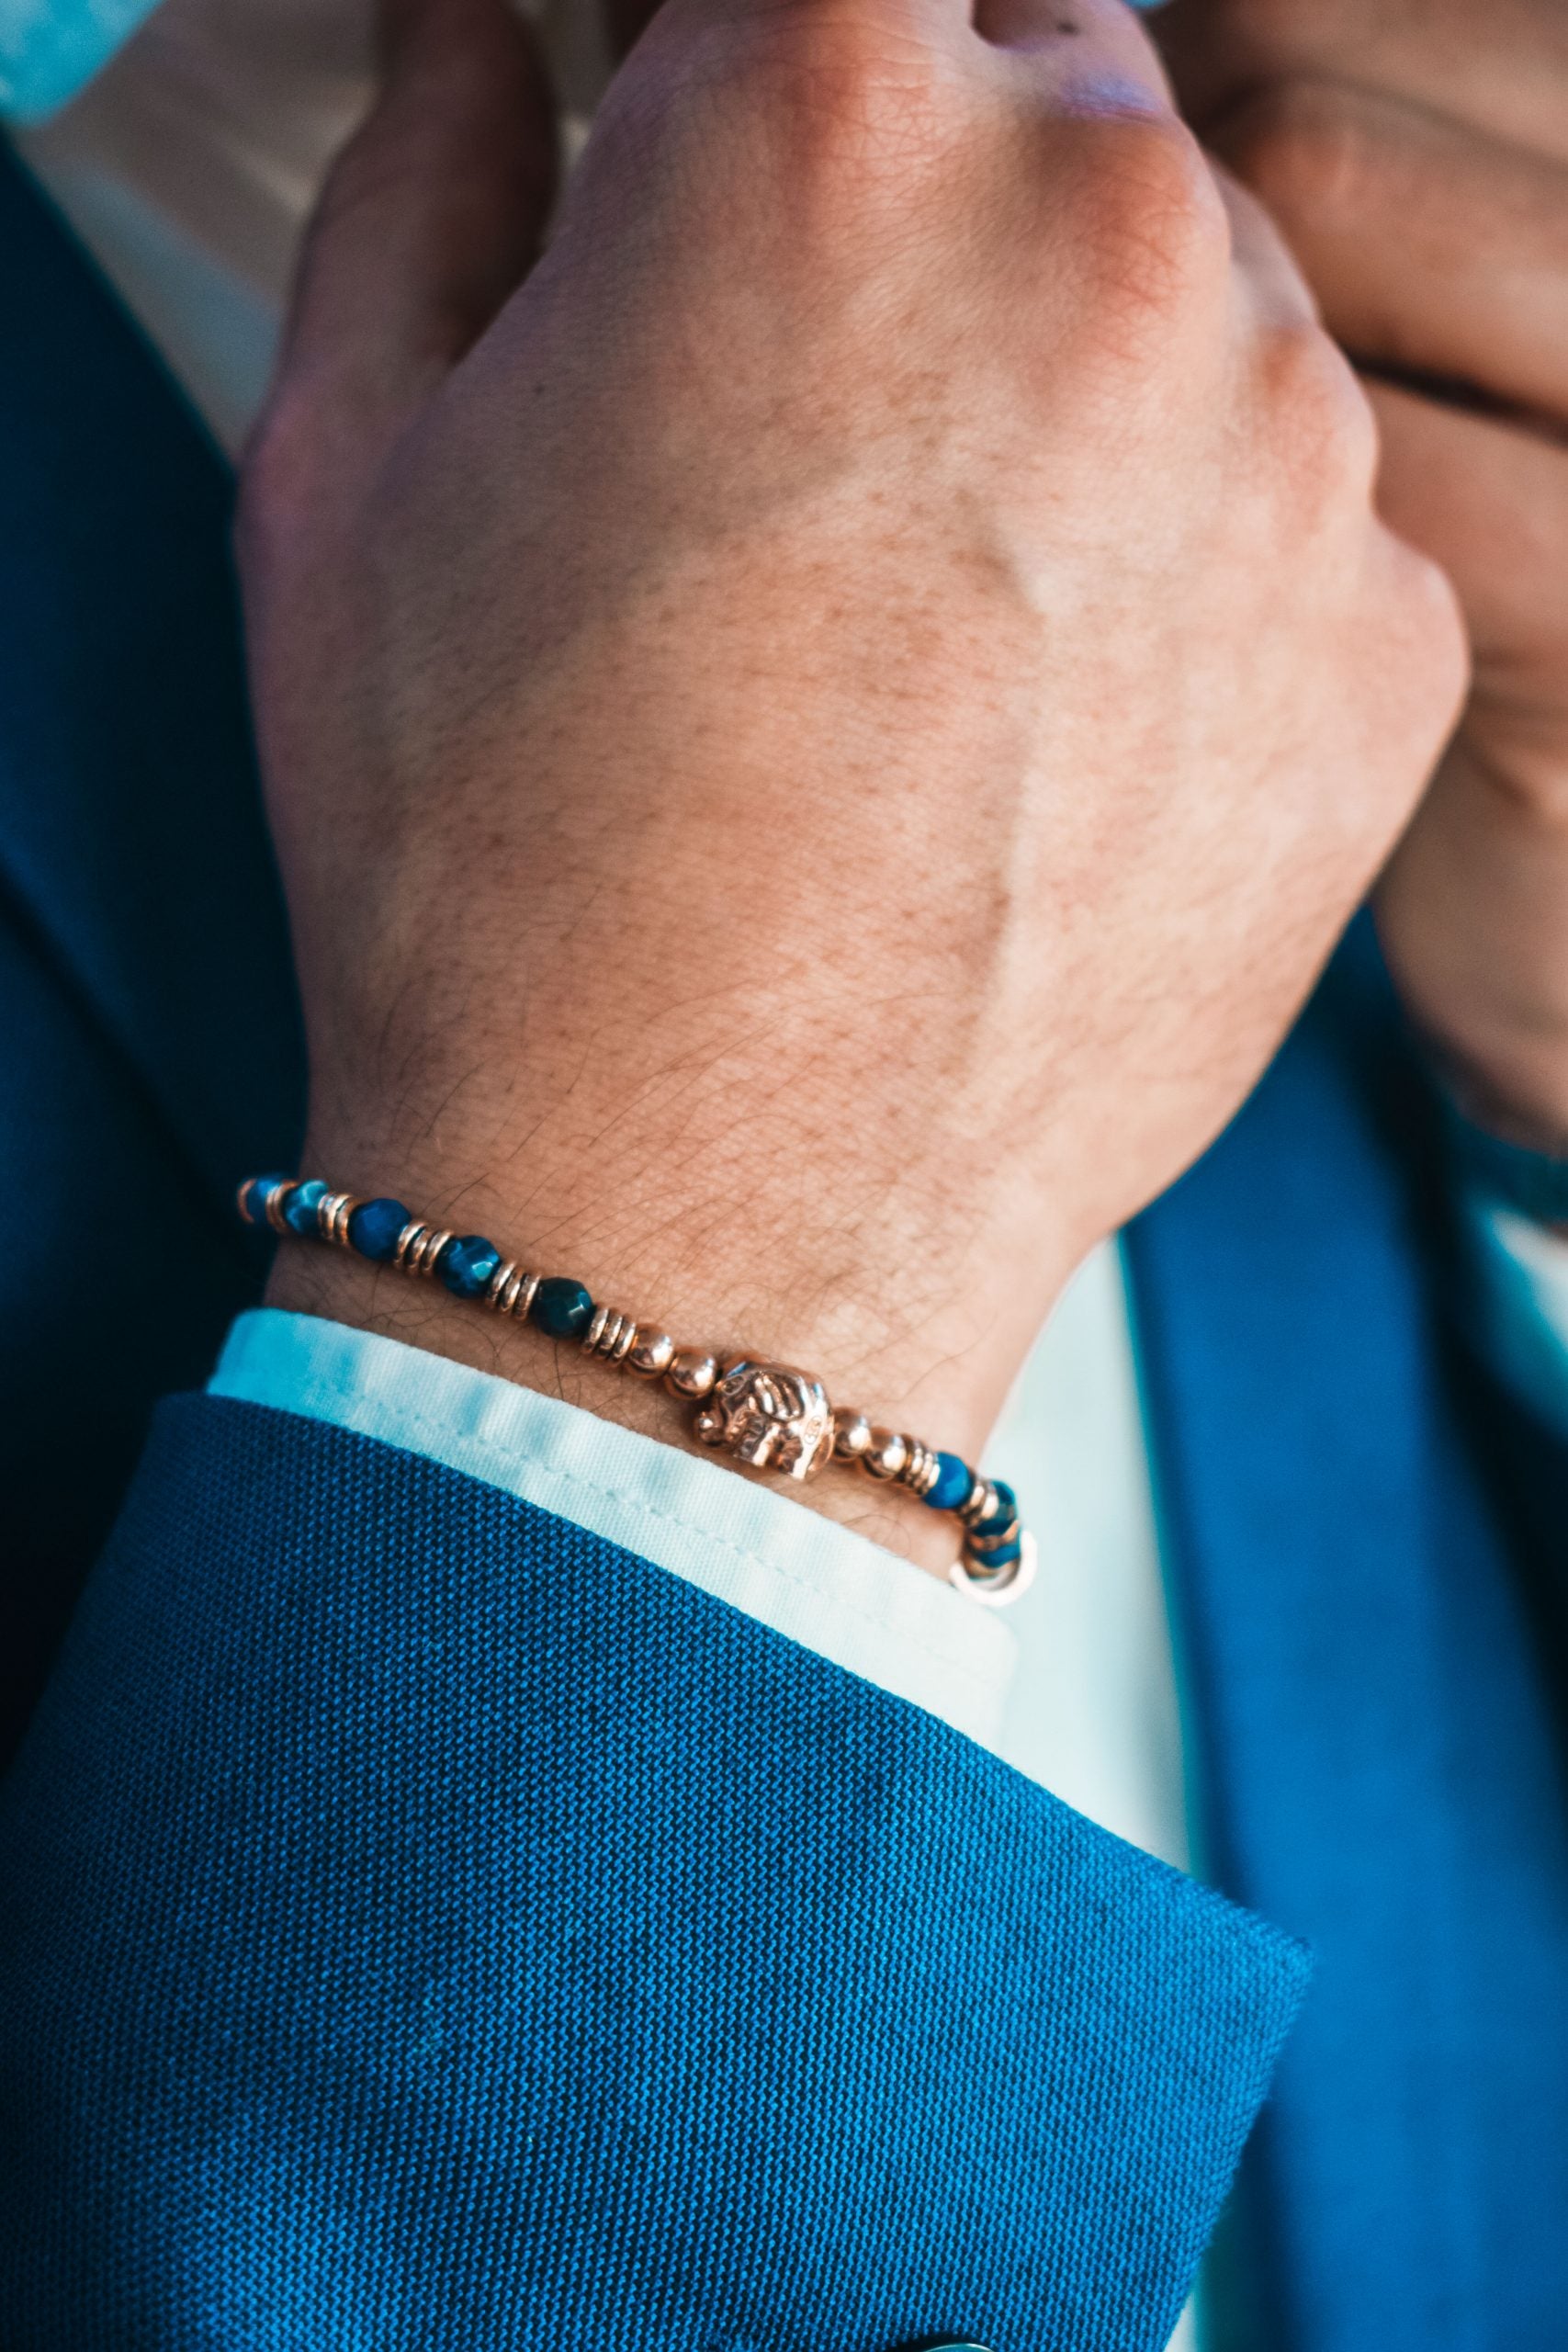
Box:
<box><xmin>1155</xmin><ymin>0</ymin><xmax>1568</xmax><ymax>169</ymax></box>
<box><xmin>1366</xmin><ymin>380</ymin><xmax>1568</xmax><ymax>717</ymax></box>
<box><xmin>644</xmin><ymin>0</ymin><xmax>1175</xmax><ymax>109</ymax></box>
<box><xmin>962</xmin><ymin>0</ymin><xmax>1313</xmax><ymax>347</ymax></box>
<box><xmin>1210</xmin><ymin>81</ymin><xmax>1568</xmax><ymax>432</ymax></box>
<box><xmin>1211</xmin><ymin>160</ymin><xmax>1319</xmax><ymax>326</ymax></box>
<box><xmin>602</xmin><ymin>0</ymin><xmax>660</xmax><ymax>65</ymax></box>
<box><xmin>273</xmin><ymin>0</ymin><xmax>557</xmax><ymax>451</ymax></box>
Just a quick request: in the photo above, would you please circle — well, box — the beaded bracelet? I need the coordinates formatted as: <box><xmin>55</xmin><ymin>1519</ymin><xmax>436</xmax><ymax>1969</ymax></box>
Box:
<box><xmin>240</xmin><ymin>1173</ymin><xmax>1036</xmax><ymax>1606</ymax></box>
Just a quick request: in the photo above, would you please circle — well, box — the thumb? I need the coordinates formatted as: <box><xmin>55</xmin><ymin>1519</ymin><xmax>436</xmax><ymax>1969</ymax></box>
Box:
<box><xmin>262</xmin><ymin>0</ymin><xmax>557</xmax><ymax>466</ymax></box>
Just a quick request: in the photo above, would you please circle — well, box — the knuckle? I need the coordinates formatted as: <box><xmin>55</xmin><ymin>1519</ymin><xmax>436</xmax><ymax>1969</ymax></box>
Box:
<box><xmin>311</xmin><ymin>114</ymin><xmax>417</xmax><ymax>243</ymax></box>
<box><xmin>1258</xmin><ymin>319</ymin><xmax>1377</xmax><ymax>500</ymax></box>
<box><xmin>1066</xmin><ymin>113</ymin><xmax>1230</xmax><ymax>322</ymax></box>
<box><xmin>236</xmin><ymin>390</ymin><xmax>328</xmax><ymax>576</ymax></box>
<box><xmin>1340</xmin><ymin>539</ymin><xmax>1469</xmax><ymax>831</ymax></box>
<box><xmin>1389</xmin><ymin>538</ymin><xmax>1471</xmax><ymax>708</ymax></box>
<box><xmin>1215</xmin><ymin>77</ymin><xmax>1380</xmax><ymax>241</ymax></box>
<box><xmin>692</xmin><ymin>13</ymin><xmax>964</xmax><ymax>210</ymax></box>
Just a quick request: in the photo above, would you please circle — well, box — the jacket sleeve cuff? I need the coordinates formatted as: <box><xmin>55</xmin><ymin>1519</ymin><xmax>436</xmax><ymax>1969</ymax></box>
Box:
<box><xmin>0</xmin><ymin>1394</ymin><xmax>1309</xmax><ymax>2350</ymax></box>
<box><xmin>210</xmin><ymin>1307</ymin><xmax>1018</xmax><ymax>1748</ymax></box>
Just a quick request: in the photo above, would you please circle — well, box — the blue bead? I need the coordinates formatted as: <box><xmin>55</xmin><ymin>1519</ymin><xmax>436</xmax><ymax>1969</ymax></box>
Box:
<box><xmin>532</xmin><ymin>1277</ymin><xmax>594</xmax><ymax>1340</ymax></box>
<box><xmin>440</xmin><ymin>1235</ymin><xmax>502</xmax><ymax>1300</ymax></box>
<box><xmin>968</xmin><ymin>1533</ymin><xmax>1023</xmax><ymax>1570</ymax></box>
<box><xmin>283</xmin><ymin>1178</ymin><xmax>330</xmax><ymax>1238</ymax></box>
<box><xmin>968</xmin><ymin>1508</ymin><xmax>1021</xmax><ymax>1552</ymax></box>
<box><xmin>924</xmin><ymin>1452</ymin><xmax>974</xmax><ymax>1513</ymax></box>
<box><xmin>240</xmin><ymin>1173</ymin><xmax>292</xmax><ymax>1229</ymax></box>
<box><xmin>977</xmin><ymin>1478</ymin><xmax>1017</xmax><ymax>1527</ymax></box>
<box><xmin>347</xmin><ymin>1196</ymin><xmax>411</xmax><ymax>1261</ymax></box>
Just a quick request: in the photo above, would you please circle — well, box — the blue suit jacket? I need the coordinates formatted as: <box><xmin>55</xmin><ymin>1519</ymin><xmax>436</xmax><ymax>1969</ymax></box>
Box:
<box><xmin>0</xmin><ymin>141</ymin><xmax>1564</xmax><ymax>2351</ymax></box>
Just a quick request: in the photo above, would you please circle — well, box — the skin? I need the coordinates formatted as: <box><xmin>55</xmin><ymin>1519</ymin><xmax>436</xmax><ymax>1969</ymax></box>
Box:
<box><xmin>1157</xmin><ymin>0</ymin><xmax>1568</xmax><ymax>1148</ymax></box>
<box><xmin>244</xmin><ymin>0</ymin><xmax>1462</xmax><ymax>1574</ymax></box>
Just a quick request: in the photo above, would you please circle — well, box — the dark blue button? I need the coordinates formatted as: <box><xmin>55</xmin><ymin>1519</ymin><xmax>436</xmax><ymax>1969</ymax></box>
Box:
<box><xmin>895</xmin><ymin>2339</ymin><xmax>995</xmax><ymax>2351</ymax></box>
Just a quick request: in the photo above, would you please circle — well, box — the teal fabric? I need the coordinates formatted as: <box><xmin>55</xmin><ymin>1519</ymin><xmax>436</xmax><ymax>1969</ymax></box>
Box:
<box><xmin>1129</xmin><ymin>937</ymin><xmax>1568</xmax><ymax>2350</ymax></box>
<box><xmin>0</xmin><ymin>141</ymin><xmax>300</xmax><ymax>1762</ymax></box>
<box><xmin>0</xmin><ymin>1394</ymin><xmax>1307</xmax><ymax>2348</ymax></box>
<box><xmin>0</xmin><ymin>0</ymin><xmax>162</xmax><ymax>120</ymax></box>
<box><xmin>207</xmin><ymin>1308</ymin><xmax>1020</xmax><ymax>1751</ymax></box>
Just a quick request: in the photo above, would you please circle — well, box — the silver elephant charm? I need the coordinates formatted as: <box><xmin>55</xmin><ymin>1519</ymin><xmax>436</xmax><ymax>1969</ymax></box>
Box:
<box><xmin>692</xmin><ymin>1360</ymin><xmax>836</xmax><ymax>1481</ymax></box>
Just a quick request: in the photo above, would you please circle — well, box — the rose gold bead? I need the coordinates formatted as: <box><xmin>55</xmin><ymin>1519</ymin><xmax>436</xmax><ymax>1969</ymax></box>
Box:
<box><xmin>483</xmin><ymin>1261</ymin><xmax>518</xmax><ymax>1312</ymax></box>
<box><xmin>900</xmin><ymin>1442</ymin><xmax>941</xmax><ymax>1498</ymax></box>
<box><xmin>958</xmin><ymin>1477</ymin><xmax>998</xmax><ymax>1529</ymax></box>
<box><xmin>492</xmin><ymin>1267</ymin><xmax>539</xmax><ymax>1320</ymax></box>
<box><xmin>320</xmin><ymin>1193</ymin><xmax>362</xmax><ymax>1249</ymax></box>
<box><xmin>392</xmin><ymin>1221</ymin><xmax>427</xmax><ymax>1272</ymax></box>
<box><xmin>832</xmin><ymin>1409</ymin><xmax>874</xmax><ymax>1463</ymax></box>
<box><xmin>863</xmin><ymin>1428</ymin><xmax>908</xmax><ymax>1481</ymax></box>
<box><xmin>628</xmin><ymin>1328</ymin><xmax>676</xmax><ymax>1381</ymax></box>
<box><xmin>950</xmin><ymin>1530</ymin><xmax>1037</xmax><ymax>1610</ymax></box>
<box><xmin>665</xmin><ymin>1349</ymin><xmax>720</xmax><ymax>1400</ymax></box>
<box><xmin>422</xmin><ymin>1230</ymin><xmax>455</xmax><ymax>1277</ymax></box>
<box><xmin>395</xmin><ymin>1224</ymin><xmax>452</xmax><ymax>1278</ymax></box>
<box><xmin>584</xmin><ymin>1306</ymin><xmax>639</xmax><ymax>1364</ymax></box>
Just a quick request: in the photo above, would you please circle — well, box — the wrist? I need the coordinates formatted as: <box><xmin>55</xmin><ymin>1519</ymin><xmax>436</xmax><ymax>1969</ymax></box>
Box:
<box><xmin>266</xmin><ymin>1250</ymin><xmax>970</xmax><ymax>1575</ymax></box>
<box><xmin>263</xmin><ymin>1129</ymin><xmax>1073</xmax><ymax>1582</ymax></box>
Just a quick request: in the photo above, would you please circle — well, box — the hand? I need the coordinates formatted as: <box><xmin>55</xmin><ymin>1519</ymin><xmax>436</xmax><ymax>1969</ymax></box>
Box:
<box><xmin>239</xmin><ymin>0</ymin><xmax>1461</xmax><ymax>1567</ymax></box>
<box><xmin>1157</xmin><ymin>0</ymin><xmax>1568</xmax><ymax>1146</ymax></box>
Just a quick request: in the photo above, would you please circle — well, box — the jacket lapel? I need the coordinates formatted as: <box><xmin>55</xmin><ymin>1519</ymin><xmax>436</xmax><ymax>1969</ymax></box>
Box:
<box><xmin>1127</xmin><ymin>931</ymin><xmax>1568</xmax><ymax>2352</ymax></box>
<box><xmin>0</xmin><ymin>141</ymin><xmax>302</xmax><ymax>1222</ymax></box>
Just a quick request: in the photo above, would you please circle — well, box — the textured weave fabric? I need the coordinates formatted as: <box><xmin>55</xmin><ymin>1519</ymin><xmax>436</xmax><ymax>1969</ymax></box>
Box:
<box><xmin>208</xmin><ymin>1309</ymin><xmax>1019</xmax><ymax>1752</ymax></box>
<box><xmin>1130</xmin><ymin>934</ymin><xmax>1568</xmax><ymax>2352</ymax></box>
<box><xmin>0</xmin><ymin>1395</ymin><xmax>1308</xmax><ymax>2350</ymax></box>
<box><xmin>0</xmin><ymin>139</ymin><xmax>299</xmax><ymax>1761</ymax></box>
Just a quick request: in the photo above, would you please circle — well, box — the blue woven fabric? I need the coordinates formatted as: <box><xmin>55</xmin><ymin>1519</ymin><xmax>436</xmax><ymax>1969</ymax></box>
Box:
<box><xmin>1130</xmin><ymin>934</ymin><xmax>1568</xmax><ymax>2352</ymax></box>
<box><xmin>0</xmin><ymin>141</ymin><xmax>299</xmax><ymax>1759</ymax></box>
<box><xmin>0</xmin><ymin>1394</ymin><xmax>1308</xmax><ymax>2350</ymax></box>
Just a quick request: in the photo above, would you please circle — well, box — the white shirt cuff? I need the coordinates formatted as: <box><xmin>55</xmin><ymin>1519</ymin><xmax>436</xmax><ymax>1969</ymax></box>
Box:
<box><xmin>209</xmin><ymin>1309</ymin><xmax>1018</xmax><ymax>1750</ymax></box>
